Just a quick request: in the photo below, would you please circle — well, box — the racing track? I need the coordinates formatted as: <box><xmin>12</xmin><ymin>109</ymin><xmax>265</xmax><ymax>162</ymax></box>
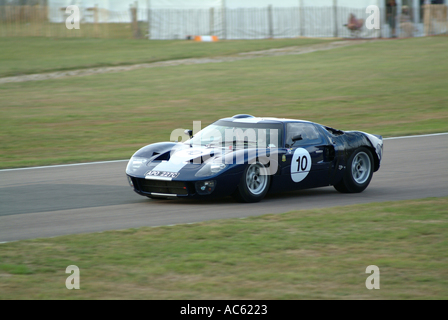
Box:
<box><xmin>0</xmin><ymin>134</ymin><xmax>447</xmax><ymax>242</ymax></box>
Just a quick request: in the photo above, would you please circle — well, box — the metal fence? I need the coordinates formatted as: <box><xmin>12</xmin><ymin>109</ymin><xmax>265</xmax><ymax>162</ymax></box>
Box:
<box><xmin>149</xmin><ymin>6</ymin><xmax>382</xmax><ymax>40</ymax></box>
<box><xmin>1</xmin><ymin>4</ymin><xmax>447</xmax><ymax>39</ymax></box>
<box><xmin>149</xmin><ymin>5</ymin><xmax>448</xmax><ymax>39</ymax></box>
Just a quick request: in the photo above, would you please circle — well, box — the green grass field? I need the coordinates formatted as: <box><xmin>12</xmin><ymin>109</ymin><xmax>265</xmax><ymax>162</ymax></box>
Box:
<box><xmin>1</xmin><ymin>197</ymin><xmax>447</xmax><ymax>299</ymax></box>
<box><xmin>1</xmin><ymin>37</ymin><xmax>447</xmax><ymax>300</ymax></box>
<box><xmin>0</xmin><ymin>37</ymin><xmax>330</xmax><ymax>77</ymax></box>
<box><xmin>0</xmin><ymin>37</ymin><xmax>447</xmax><ymax>169</ymax></box>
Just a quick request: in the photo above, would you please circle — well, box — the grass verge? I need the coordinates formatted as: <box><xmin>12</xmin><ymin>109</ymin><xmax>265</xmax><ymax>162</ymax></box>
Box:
<box><xmin>0</xmin><ymin>196</ymin><xmax>447</xmax><ymax>299</ymax></box>
<box><xmin>0</xmin><ymin>37</ymin><xmax>447</xmax><ymax>168</ymax></box>
<box><xmin>0</xmin><ymin>37</ymin><xmax>330</xmax><ymax>77</ymax></box>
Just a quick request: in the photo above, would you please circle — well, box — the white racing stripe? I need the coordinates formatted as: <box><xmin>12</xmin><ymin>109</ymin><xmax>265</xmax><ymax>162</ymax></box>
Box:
<box><xmin>148</xmin><ymin>146</ymin><xmax>210</xmax><ymax>175</ymax></box>
<box><xmin>1</xmin><ymin>132</ymin><xmax>446</xmax><ymax>172</ymax></box>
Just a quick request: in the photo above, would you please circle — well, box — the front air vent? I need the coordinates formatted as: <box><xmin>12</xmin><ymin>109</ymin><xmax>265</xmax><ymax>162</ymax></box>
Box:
<box><xmin>154</xmin><ymin>152</ymin><xmax>170</xmax><ymax>161</ymax></box>
<box><xmin>135</xmin><ymin>178</ymin><xmax>189</xmax><ymax>195</ymax></box>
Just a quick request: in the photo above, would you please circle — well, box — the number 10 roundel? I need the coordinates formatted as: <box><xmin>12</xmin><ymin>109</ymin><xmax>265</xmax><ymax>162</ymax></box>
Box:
<box><xmin>290</xmin><ymin>148</ymin><xmax>312</xmax><ymax>183</ymax></box>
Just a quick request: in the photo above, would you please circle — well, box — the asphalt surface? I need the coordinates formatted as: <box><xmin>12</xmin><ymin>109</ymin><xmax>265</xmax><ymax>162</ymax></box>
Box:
<box><xmin>0</xmin><ymin>134</ymin><xmax>447</xmax><ymax>242</ymax></box>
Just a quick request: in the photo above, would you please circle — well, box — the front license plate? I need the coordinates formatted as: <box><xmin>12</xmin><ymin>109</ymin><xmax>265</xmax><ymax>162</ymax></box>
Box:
<box><xmin>145</xmin><ymin>171</ymin><xmax>180</xmax><ymax>179</ymax></box>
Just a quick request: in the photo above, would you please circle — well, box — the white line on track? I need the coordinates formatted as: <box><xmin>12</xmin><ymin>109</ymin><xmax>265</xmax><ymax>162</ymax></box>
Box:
<box><xmin>0</xmin><ymin>159</ymin><xmax>129</xmax><ymax>172</ymax></box>
<box><xmin>383</xmin><ymin>132</ymin><xmax>448</xmax><ymax>140</ymax></box>
<box><xmin>0</xmin><ymin>132</ymin><xmax>446</xmax><ymax>172</ymax></box>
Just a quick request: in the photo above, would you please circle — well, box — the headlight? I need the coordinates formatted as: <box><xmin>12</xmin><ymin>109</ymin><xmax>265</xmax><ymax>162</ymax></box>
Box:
<box><xmin>126</xmin><ymin>157</ymin><xmax>149</xmax><ymax>174</ymax></box>
<box><xmin>127</xmin><ymin>176</ymin><xmax>134</xmax><ymax>188</ymax></box>
<box><xmin>195</xmin><ymin>180</ymin><xmax>216</xmax><ymax>195</ymax></box>
<box><xmin>195</xmin><ymin>161</ymin><xmax>227</xmax><ymax>177</ymax></box>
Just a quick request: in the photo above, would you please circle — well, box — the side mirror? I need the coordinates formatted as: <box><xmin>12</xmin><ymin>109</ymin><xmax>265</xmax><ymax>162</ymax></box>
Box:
<box><xmin>184</xmin><ymin>129</ymin><xmax>193</xmax><ymax>138</ymax></box>
<box><xmin>291</xmin><ymin>134</ymin><xmax>303</xmax><ymax>142</ymax></box>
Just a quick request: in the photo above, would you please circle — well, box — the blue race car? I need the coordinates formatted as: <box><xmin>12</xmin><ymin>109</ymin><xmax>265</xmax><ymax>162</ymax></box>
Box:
<box><xmin>126</xmin><ymin>115</ymin><xmax>383</xmax><ymax>203</ymax></box>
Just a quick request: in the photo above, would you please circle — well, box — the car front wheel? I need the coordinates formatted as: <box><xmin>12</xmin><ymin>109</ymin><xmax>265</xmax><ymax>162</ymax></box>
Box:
<box><xmin>334</xmin><ymin>147</ymin><xmax>374</xmax><ymax>193</ymax></box>
<box><xmin>233</xmin><ymin>162</ymin><xmax>271</xmax><ymax>203</ymax></box>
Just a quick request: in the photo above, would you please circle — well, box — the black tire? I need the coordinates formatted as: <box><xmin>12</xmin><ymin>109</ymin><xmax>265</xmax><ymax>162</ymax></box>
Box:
<box><xmin>334</xmin><ymin>147</ymin><xmax>374</xmax><ymax>193</ymax></box>
<box><xmin>233</xmin><ymin>162</ymin><xmax>271</xmax><ymax>203</ymax></box>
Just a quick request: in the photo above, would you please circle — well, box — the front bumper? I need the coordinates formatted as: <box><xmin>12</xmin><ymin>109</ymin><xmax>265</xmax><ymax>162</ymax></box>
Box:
<box><xmin>127</xmin><ymin>171</ymin><xmax>242</xmax><ymax>199</ymax></box>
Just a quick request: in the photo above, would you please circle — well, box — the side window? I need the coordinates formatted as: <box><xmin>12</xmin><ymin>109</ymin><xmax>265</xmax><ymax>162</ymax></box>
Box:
<box><xmin>286</xmin><ymin>123</ymin><xmax>323</xmax><ymax>147</ymax></box>
<box><xmin>257</xmin><ymin>128</ymin><xmax>281</xmax><ymax>148</ymax></box>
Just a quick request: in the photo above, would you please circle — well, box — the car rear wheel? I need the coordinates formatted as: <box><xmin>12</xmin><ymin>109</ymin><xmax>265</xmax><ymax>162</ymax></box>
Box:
<box><xmin>334</xmin><ymin>147</ymin><xmax>373</xmax><ymax>193</ymax></box>
<box><xmin>233</xmin><ymin>162</ymin><xmax>270</xmax><ymax>203</ymax></box>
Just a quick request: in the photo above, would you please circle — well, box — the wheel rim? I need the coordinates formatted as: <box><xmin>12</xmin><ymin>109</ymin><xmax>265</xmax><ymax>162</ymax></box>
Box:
<box><xmin>351</xmin><ymin>152</ymin><xmax>371</xmax><ymax>184</ymax></box>
<box><xmin>245</xmin><ymin>163</ymin><xmax>268</xmax><ymax>195</ymax></box>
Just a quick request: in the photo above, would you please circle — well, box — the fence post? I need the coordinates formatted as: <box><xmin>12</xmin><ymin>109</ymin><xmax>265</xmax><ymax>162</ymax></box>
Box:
<box><xmin>221</xmin><ymin>0</ymin><xmax>226</xmax><ymax>39</ymax></box>
<box><xmin>131</xmin><ymin>1</ymin><xmax>141</xmax><ymax>39</ymax></box>
<box><xmin>18</xmin><ymin>5</ymin><xmax>23</xmax><ymax>36</ymax></box>
<box><xmin>105</xmin><ymin>6</ymin><xmax>110</xmax><ymax>39</ymax></box>
<box><xmin>333</xmin><ymin>0</ymin><xmax>338</xmax><ymax>38</ymax></box>
<box><xmin>40</xmin><ymin>5</ymin><xmax>45</xmax><ymax>37</ymax></box>
<box><xmin>130</xmin><ymin>3</ymin><xmax>135</xmax><ymax>38</ymax></box>
<box><xmin>299</xmin><ymin>0</ymin><xmax>304</xmax><ymax>37</ymax></box>
<box><xmin>93</xmin><ymin>4</ymin><xmax>99</xmax><ymax>37</ymax></box>
<box><xmin>23</xmin><ymin>5</ymin><xmax>28</xmax><ymax>36</ymax></box>
<box><xmin>210</xmin><ymin>7</ymin><xmax>214</xmax><ymax>36</ymax></box>
<box><xmin>423</xmin><ymin>4</ymin><xmax>431</xmax><ymax>35</ymax></box>
<box><xmin>267</xmin><ymin>4</ymin><xmax>273</xmax><ymax>38</ymax></box>
<box><xmin>59</xmin><ymin>6</ymin><xmax>65</xmax><ymax>38</ymax></box>
<box><xmin>396</xmin><ymin>0</ymin><xmax>402</xmax><ymax>37</ymax></box>
<box><xmin>0</xmin><ymin>6</ymin><xmax>4</xmax><ymax>37</ymax></box>
<box><xmin>378</xmin><ymin>0</ymin><xmax>383</xmax><ymax>38</ymax></box>
<box><xmin>147</xmin><ymin>0</ymin><xmax>151</xmax><ymax>39</ymax></box>
<box><xmin>8</xmin><ymin>6</ymin><xmax>12</xmax><ymax>37</ymax></box>
<box><xmin>46</xmin><ymin>5</ymin><xmax>51</xmax><ymax>37</ymax></box>
<box><xmin>4</xmin><ymin>5</ymin><xmax>7</xmax><ymax>37</ymax></box>
<box><xmin>33</xmin><ymin>5</ymin><xmax>37</xmax><ymax>36</ymax></box>
<box><xmin>14</xmin><ymin>5</ymin><xmax>18</xmax><ymax>36</ymax></box>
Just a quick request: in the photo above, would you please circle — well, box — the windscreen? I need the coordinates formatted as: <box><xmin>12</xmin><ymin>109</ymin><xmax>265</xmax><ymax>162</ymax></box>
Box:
<box><xmin>186</xmin><ymin>120</ymin><xmax>283</xmax><ymax>148</ymax></box>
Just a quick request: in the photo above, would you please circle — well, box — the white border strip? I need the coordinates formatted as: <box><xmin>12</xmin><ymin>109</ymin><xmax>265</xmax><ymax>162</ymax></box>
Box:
<box><xmin>383</xmin><ymin>132</ymin><xmax>448</xmax><ymax>140</ymax></box>
<box><xmin>0</xmin><ymin>159</ymin><xmax>128</xmax><ymax>172</ymax></box>
<box><xmin>0</xmin><ymin>132</ymin><xmax>447</xmax><ymax>172</ymax></box>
